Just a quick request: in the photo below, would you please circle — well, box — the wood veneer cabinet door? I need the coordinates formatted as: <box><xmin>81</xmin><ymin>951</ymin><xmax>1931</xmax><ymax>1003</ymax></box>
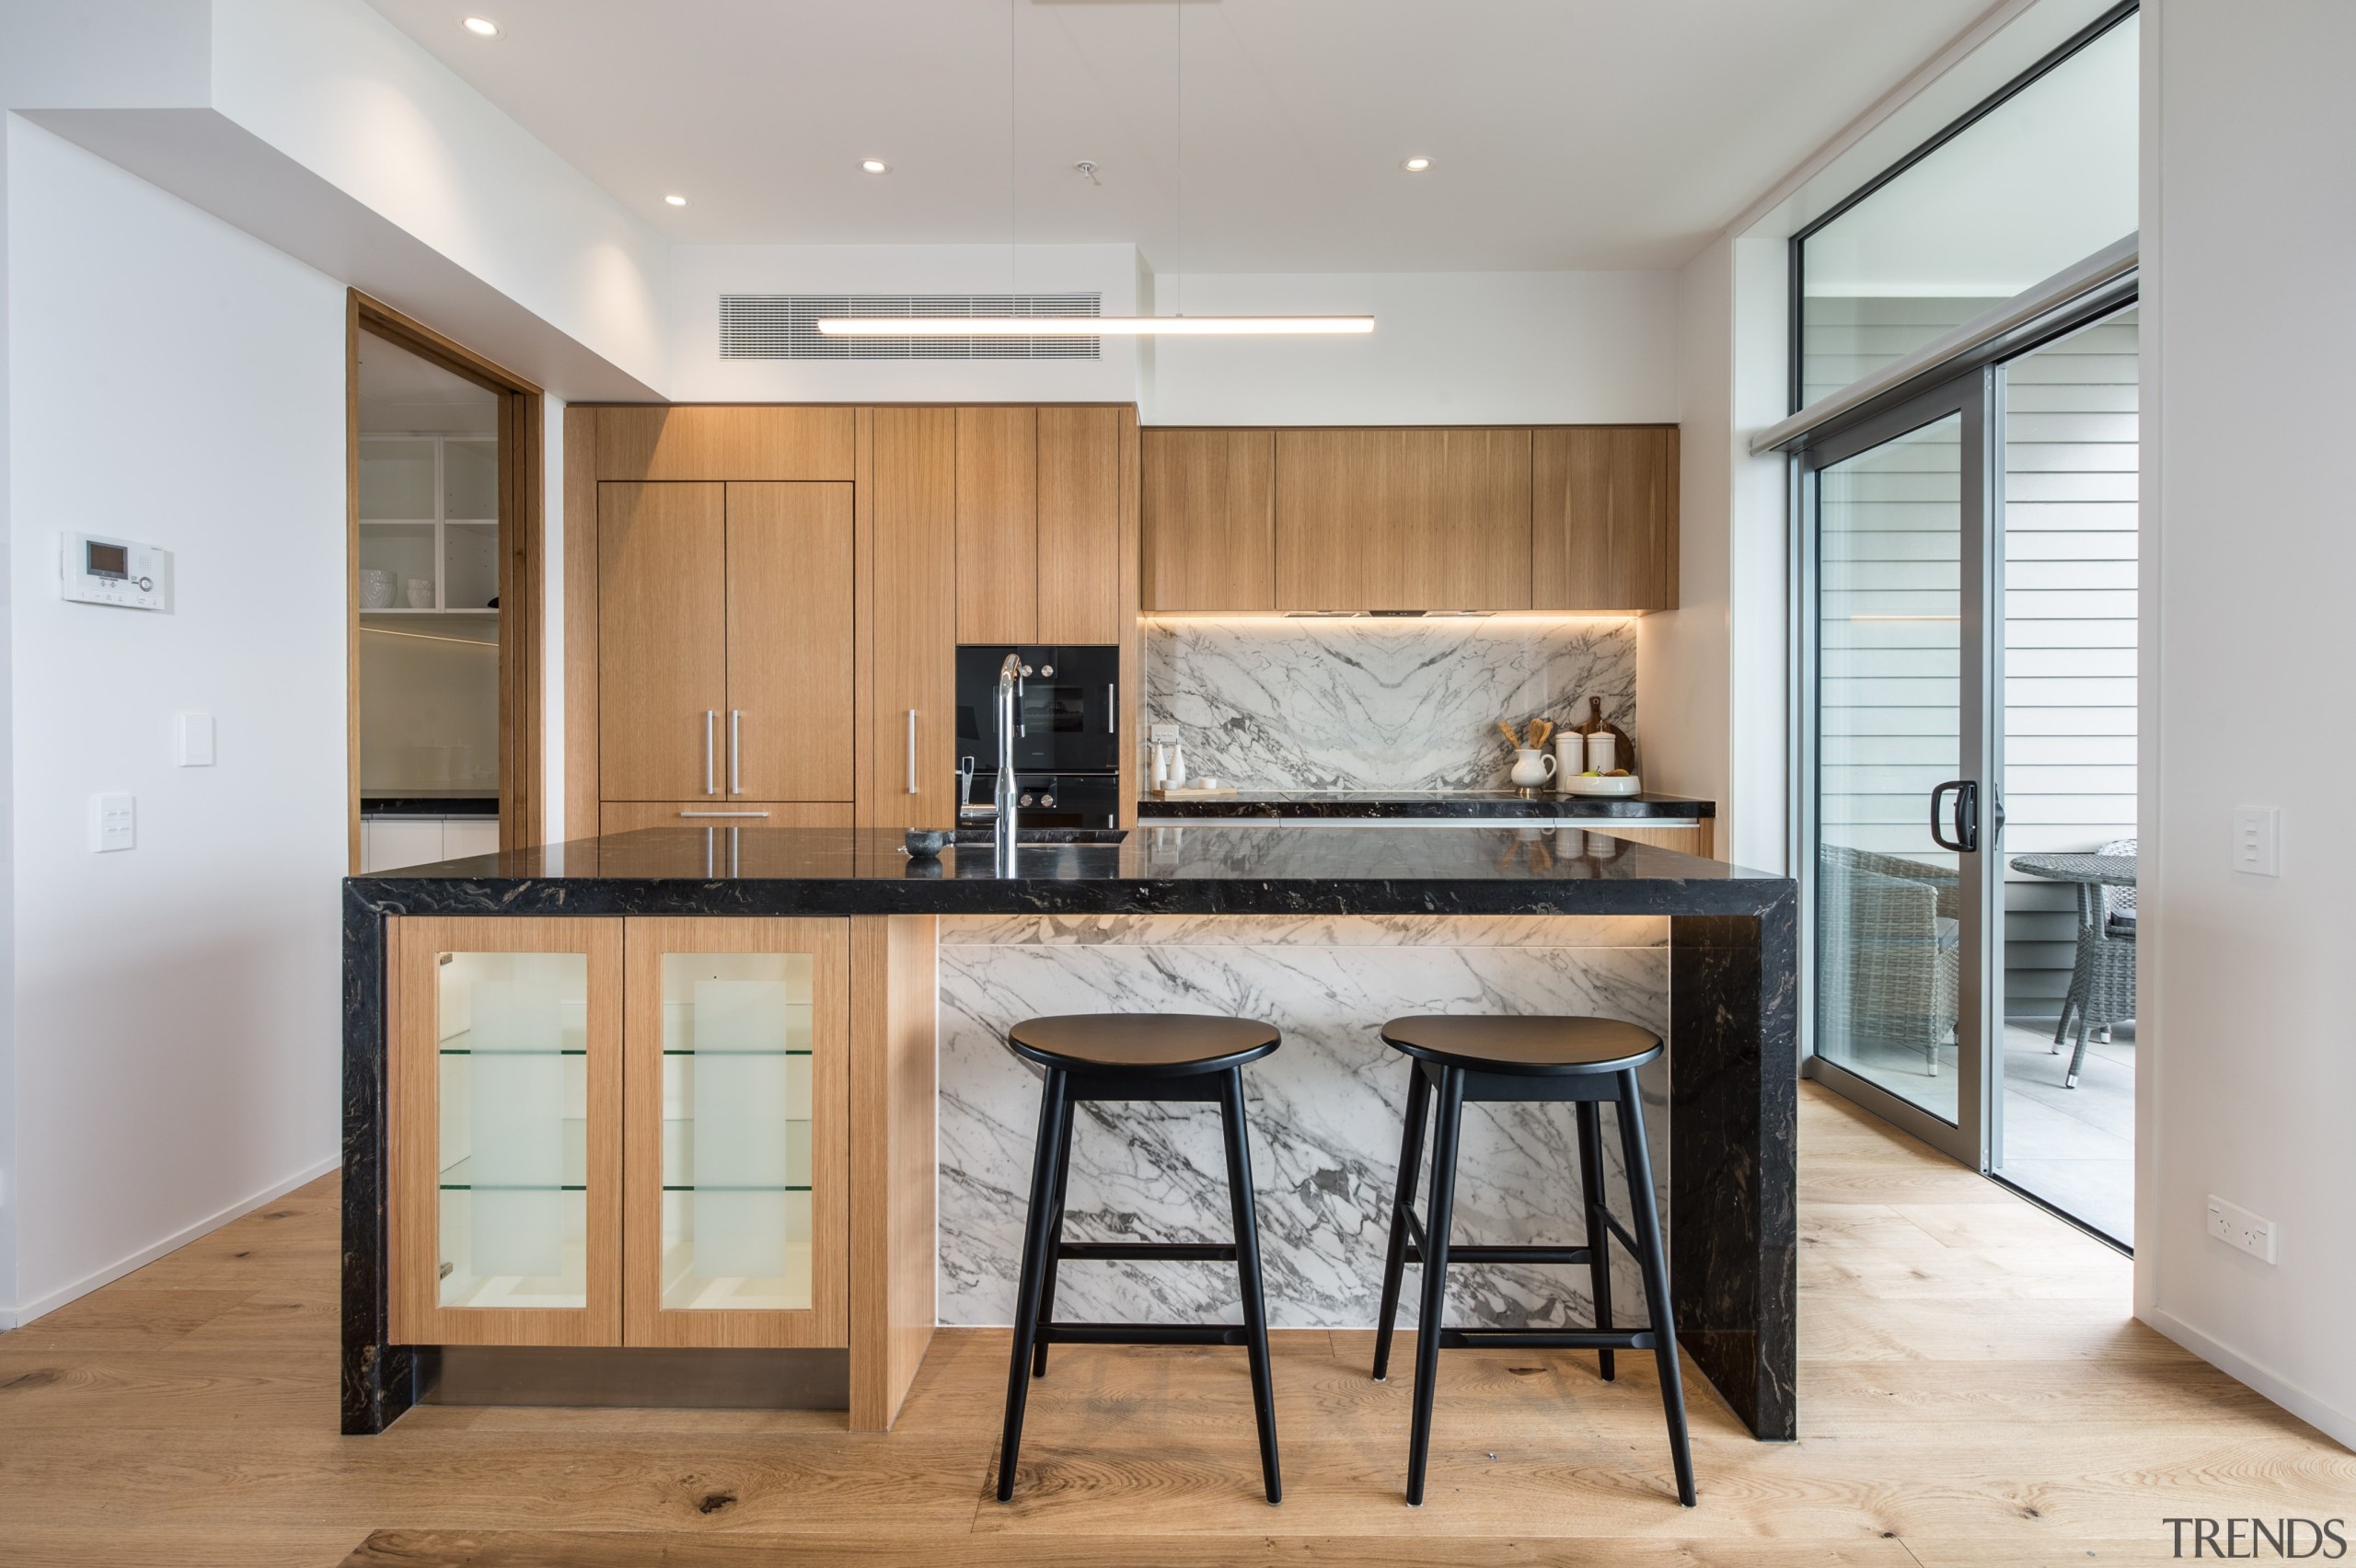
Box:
<box><xmin>954</xmin><ymin>406</ymin><xmax>1037</xmax><ymax>643</ymax></box>
<box><xmin>1034</xmin><ymin>407</ymin><xmax>1121</xmax><ymax>643</ymax></box>
<box><xmin>869</xmin><ymin>408</ymin><xmax>958</xmax><ymax>831</ymax></box>
<box><xmin>599</xmin><ymin>801</ymin><xmax>852</xmax><ymax>836</ymax></box>
<box><xmin>725</xmin><ymin>482</ymin><xmax>855</xmax><ymax>801</ymax></box>
<box><xmin>622</xmin><ymin>917</ymin><xmax>849</xmax><ymax>1349</ymax></box>
<box><xmin>387</xmin><ymin>916</ymin><xmax>623</xmax><ymax>1348</ymax></box>
<box><xmin>1275</xmin><ymin>429</ymin><xmax>1531</xmax><ymax>611</ymax></box>
<box><xmin>599</xmin><ymin>482</ymin><xmax>727</xmax><ymax>801</ymax></box>
<box><xmin>1141</xmin><ymin>429</ymin><xmax>1275</xmax><ymax>611</ymax></box>
<box><xmin>1532</xmin><ymin>426</ymin><xmax>1680</xmax><ymax>611</ymax></box>
<box><xmin>598</xmin><ymin>406</ymin><xmax>855</xmax><ymax>482</ymax></box>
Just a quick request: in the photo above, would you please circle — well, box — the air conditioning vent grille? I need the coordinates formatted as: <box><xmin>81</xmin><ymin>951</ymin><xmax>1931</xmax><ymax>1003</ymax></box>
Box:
<box><xmin>719</xmin><ymin>293</ymin><xmax>1103</xmax><ymax>360</ymax></box>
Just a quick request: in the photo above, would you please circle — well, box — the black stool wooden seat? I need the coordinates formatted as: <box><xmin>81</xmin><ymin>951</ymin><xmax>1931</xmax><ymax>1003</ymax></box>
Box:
<box><xmin>1371</xmin><ymin>1014</ymin><xmax>1695</xmax><ymax>1507</ymax></box>
<box><xmin>997</xmin><ymin>1012</ymin><xmax>1284</xmax><ymax>1505</ymax></box>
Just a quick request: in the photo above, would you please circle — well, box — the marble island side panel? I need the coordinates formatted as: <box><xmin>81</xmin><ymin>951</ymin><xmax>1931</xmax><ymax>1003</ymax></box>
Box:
<box><xmin>937</xmin><ymin>913</ymin><xmax>1669</xmax><ymax>1332</ymax></box>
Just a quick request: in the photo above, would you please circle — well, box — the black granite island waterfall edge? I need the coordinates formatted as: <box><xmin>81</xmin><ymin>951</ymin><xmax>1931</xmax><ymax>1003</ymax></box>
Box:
<box><xmin>341</xmin><ymin>824</ymin><xmax>1797</xmax><ymax>1442</ymax></box>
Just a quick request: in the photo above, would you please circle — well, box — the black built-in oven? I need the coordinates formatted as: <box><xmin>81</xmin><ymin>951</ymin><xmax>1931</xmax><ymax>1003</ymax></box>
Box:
<box><xmin>956</xmin><ymin>645</ymin><xmax>1120</xmax><ymax>778</ymax></box>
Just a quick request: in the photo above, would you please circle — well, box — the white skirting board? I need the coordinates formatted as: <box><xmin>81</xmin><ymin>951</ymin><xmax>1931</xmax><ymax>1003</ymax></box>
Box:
<box><xmin>0</xmin><ymin>1155</ymin><xmax>340</xmax><ymax>1331</ymax></box>
<box><xmin>2142</xmin><ymin>1305</ymin><xmax>2356</xmax><ymax>1454</ymax></box>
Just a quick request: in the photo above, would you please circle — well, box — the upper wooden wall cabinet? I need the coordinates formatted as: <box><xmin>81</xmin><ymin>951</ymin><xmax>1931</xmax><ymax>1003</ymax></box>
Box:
<box><xmin>1140</xmin><ymin>423</ymin><xmax>1679</xmax><ymax>615</ymax></box>
<box><xmin>953</xmin><ymin>406</ymin><xmax>1126</xmax><ymax>645</ymax></box>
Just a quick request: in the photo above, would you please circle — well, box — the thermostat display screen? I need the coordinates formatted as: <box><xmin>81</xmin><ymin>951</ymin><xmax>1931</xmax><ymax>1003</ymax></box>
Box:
<box><xmin>87</xmin><ymin>542</ymin><xmax>129</xmax><ymax>580</ymax></box>
<box><xmin>62</xmin><ymin>531</ymin><xmax>170</xmax><ymax>612</ymax></box>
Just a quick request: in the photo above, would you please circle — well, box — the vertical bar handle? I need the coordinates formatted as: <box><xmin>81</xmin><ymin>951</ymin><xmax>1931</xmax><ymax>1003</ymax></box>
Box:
<box><xmin>1108</xmin><ymin>684</ymin><xmax>1117</xmax><ymax>734</ymax></box>
<box><xmin>704</xmin><ymin>710</ymin><xmax>716</xmax><ymax>796</ymax></box>
<box><xmin>906</xmin><ymin>709</ymin><xmax>918</xmax><ymax>794</ymax></box>
<box><xmin>729</xmin><ymin>710</ymin><xmax>743</xmax><ymax>796</ymax></box>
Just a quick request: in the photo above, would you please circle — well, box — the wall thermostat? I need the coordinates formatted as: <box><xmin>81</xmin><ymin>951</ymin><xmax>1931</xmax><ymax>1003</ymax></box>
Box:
<box><xmin>62</xmin><ymin>532</ymin><xmax>171</xmax><ymax>611</ymax></box>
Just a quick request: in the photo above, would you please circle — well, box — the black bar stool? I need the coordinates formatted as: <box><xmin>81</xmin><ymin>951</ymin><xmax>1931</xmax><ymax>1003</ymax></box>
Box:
<box><xmin>996</xmin><ymin>1012</ymin><xmax>1284</xmax><ymax>1505</ymax></box>
<box><xmin>1370</xmin><ymin>1014</ymin><xmax>1694</xmax><ymax>1507</ymax></box>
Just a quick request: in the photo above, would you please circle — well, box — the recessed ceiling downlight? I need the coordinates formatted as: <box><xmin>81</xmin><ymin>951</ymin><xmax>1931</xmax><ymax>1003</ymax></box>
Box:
<box><xmin>461</xmin><ymin>16</ymin><xmax>500</xmax><ymax>38</ymax></box>
<box><xmin>860</xmin><ymin>159</ymin><xmax>891</xmax><ymax>176</ymax></box>
<box><xmin>1401</xmin><ymin>156</ymin><xmax>1432</xmax><ymax>173</ymax></box>
<box><xmin>664</xmin><ymin>194</ymin><xmax>688</xmax><ymax>207</ymax></box>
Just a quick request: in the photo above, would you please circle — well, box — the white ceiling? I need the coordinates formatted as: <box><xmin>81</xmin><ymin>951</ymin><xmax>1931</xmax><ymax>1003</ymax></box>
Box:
<box><xmin>364</xmin><ymin>0</ymin><xmax>1992</xmax><ymax>273</ymax></box>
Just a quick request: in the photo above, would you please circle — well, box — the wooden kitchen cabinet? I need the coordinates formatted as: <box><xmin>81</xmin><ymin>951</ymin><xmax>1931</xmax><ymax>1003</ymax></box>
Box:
<box><xmin>387</xmin><ymin>914</ymin><xmax>851</xmax><ymax>1352</ymax></box>
<box><xmin>1274</xmin><ymin>428</ymin><xmax>1532</xmax><ymax>612</ymax></box>
<box><xmin>1035</xmin><ymin>406</ymin><xmax>1123</xmax><ymax>642</ymax></box>
<box><xmin>388</xmin><ymin>916</ymin><xmax>625</xmax><ymax>1348</ymax></box>
<box><xmin>599</xmin><ymin>801</ymin><xmax>853</xmax><ymax>836</ymax></box>
<box><xmin>599</xmin><ymin>406</ymin><xmax>855</xmax><ymax>483</ymax></box>
<box><xmin>954</xmin><ymin>407</ymin><xmax>1037</xmax><ymax>643</ymax></box>
<box><xmin>1532</xmin><ymin>425</ymin><xmax>1679</xmax><ymax>612</ymax></box>
<box><xmin>622</xmin><ymin>917</ymin><xmax>849</xmax><ymax>1348</ymax></box>
<box><xmin>1141</xmin><ymin>429</ymin><xmax>1275</xmax><ymax>611</ymax></box>
<box><xmin>598</xmin><ymin>481</ymin><xmax>855</xmax><ymax>806</ymax></box>
<box><xmin>867</xmin><ymin>407</ymin><xmax>958</xmax><ymax>831</ymax></box>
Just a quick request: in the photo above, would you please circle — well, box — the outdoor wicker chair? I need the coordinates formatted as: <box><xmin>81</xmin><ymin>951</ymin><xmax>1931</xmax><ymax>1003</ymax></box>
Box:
<box><xmin>1819</xmin><ymin>844</ymin><xmax>1960</xmax><ymax>1076</ymax></box>
<box><xmin>2052</xmin><ymin>836</ymin><xmax>2137</xmax><ymax>1089</ymax></box>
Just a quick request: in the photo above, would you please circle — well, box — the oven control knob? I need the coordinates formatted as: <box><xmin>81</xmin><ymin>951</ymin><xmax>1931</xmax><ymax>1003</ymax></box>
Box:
<box><xmin>1040</xmin><ymin>663</ymin><xmax>1056</xmax><ymax>676</ymax></box>
<box><xmin>1019</xmin><ymin>663</ymin><xmax>1034</xmax><ymax>677</ymax></box>
<box><xmin>1019</xmin><ymin>792</ymin><xmax>1034</xmax><ymax>807</ymax></box>
<box><xmin>1041</xmin><ymin>793</ymin><xmax>1057</xmax><ymax>808</ymax></box>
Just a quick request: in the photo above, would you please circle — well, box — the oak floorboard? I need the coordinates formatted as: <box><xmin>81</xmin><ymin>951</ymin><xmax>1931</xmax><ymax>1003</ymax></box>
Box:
<box><xmin>1</xmin><ymin>1087</ymin><xmax>2350</xmax><ymax>1568</ymax></box>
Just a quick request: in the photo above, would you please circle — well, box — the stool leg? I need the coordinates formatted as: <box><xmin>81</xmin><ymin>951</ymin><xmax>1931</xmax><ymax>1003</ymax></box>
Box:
<box><xmin>1218</xmin><ymin>1067</ymin><xmax>1283</xmax><ymax>1505</ymax></box>
<box><xmin>1372</xmin><ymin>1062</ymin><xmax>1432</xmax><ymax>1382</ymax></box>
<box><xmin>1575</xmin><ymin>1099</ymin><xmax>1615</xmax><ymax>1382</ymax></box>
<box><xmin>1613</xmin><ymin>1068</ymin><xmax>1695</xmax><ymax>1507</ymax></box>
<box><xmin>997</xmin><ymin>1066</ymin><xmax>1071</xmax><ymax>1503</ymax></box>
<box><xmin>1405</xmin><ymin>1065</ymin><xmax>1465</xmax><ymax>1507</ymax></box>
<box><xmin>1032</xmin><ymin>1107</ymin><xmax>1078</xmax><ymax>1378</ymax></box>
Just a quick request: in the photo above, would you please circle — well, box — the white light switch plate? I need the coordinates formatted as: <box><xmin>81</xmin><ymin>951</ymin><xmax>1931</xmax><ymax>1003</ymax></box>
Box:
<box><xmin>91</xmin><ymin>792</ymin><xmax>135</xmax><ymax>852</ymax></box>
<box><xmin>2232</xmin><ymin>805</ymin><xmax>2281</xmax><ymax>876</ymax></box>
<box><xmin>176</xmin><ymin>711</ymin><xmax>216</xmax><ymax>767</ymax></box>
<box><xmin>2207</xmin><ymin>1194</ymin><xmax>2278</xmax><ymax>1263</ymax></box>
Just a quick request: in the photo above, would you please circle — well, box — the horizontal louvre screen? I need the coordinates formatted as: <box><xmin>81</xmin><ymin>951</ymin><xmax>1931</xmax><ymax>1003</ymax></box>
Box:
<box><xmin>719</xmin><ymin>293</ymin><xmax>1103</xmax><ymax>360</ymax></box>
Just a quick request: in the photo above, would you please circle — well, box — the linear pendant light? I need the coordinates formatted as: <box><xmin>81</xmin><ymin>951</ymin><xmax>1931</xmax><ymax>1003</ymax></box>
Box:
<box><xmin>817</xmin><ymin>1</ymin><xmax>1371</xmax><ymax>342</ymax></box>
<box><xmin>814</xmin><ymin>315</ymin><xmax>1372</xmax><ymax>337</ymax></box>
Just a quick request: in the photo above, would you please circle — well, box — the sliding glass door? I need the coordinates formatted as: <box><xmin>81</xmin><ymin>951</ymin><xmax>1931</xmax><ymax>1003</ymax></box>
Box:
<box><xmin>1804</xmin><ymin>375</ymin><xmax>1994</xmax><ymax>1164</ymax></box>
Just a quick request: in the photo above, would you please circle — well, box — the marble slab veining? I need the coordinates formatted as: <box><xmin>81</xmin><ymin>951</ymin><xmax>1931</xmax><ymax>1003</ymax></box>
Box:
<box><xmin>1145</xmin><ymin>617</ymin><xmax>1636</xmax><ymax>791</ymax></box>
<box><xmin>938</xmin><ymin>915</ymin><xmax>1669</xmax><ymax>1332</ymax></box>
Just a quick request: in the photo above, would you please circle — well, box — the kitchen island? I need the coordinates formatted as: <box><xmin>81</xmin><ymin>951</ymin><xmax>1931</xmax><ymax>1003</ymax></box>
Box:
<box><xmin>343</xmin><ymin>824</ymin><xmax>1795</xmax><ymax>1442</ymax></box>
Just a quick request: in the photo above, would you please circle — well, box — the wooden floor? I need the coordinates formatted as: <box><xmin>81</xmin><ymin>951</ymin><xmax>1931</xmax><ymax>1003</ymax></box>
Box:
<box><xmin>3</xmin><ymin>1084</ymin><xmax>2349</xmax><ymax>1567</ymax></box>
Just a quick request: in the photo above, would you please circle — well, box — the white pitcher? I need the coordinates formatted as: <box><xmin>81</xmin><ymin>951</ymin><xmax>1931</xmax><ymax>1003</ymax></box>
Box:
<box><xmin>1508</xmin><ymin>747</ymin><xmax>1557</xmax><ymax>789</ymax></box>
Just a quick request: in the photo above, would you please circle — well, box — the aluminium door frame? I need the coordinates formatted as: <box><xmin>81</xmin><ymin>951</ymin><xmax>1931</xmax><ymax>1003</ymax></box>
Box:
<box><xmin>1794</xmin><ymin>367</ymin><xmax>1999</xmax><ymax>1167</ymax></box>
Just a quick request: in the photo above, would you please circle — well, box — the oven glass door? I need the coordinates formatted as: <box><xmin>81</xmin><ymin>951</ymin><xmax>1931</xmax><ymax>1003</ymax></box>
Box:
<box><xmin>957</xmin><ymin>647</ymin><xmax>1119</xmax><ymax>775</ymax></box>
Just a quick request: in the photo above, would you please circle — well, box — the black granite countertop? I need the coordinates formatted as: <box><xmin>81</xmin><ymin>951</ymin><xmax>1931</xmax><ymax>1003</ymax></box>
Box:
<box><xmin>344</xmin><ymin>824</ymin><xmax>1785</xmax><ymax>919</ymax></box>
<box><xmin>1138</xmin><ymin>790</ymin><xmax>1714</xmax><ymax>820</ymax></box>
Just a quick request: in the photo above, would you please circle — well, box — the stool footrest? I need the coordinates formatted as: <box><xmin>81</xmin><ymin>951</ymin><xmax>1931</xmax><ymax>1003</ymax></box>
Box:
<box><xmin>1434</xmin><ymin>1327</ymin><xmax>1658</xmax><ymax>1352</ymax></box>
<box><xmin>1039</xmin><ymin>1322</ymin><xmax>1250</xmax><ymax>1348</ymax></box>
<box><xmin>1405</xmin><ymin>1243</ymin><xmax>1594</xmax><ymax>1266</ymax></box>
<box><xmin>1055</xmin><ymin>1241</ymin><xmax>1238</xmax><ymax>1262</ymax></box>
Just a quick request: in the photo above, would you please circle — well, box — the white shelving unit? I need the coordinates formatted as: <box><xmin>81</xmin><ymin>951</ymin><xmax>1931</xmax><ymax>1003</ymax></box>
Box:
<box><xmin>358</xmin><ymin>433</ymin><xmax>502</xmax><ymax>616</ymax></box>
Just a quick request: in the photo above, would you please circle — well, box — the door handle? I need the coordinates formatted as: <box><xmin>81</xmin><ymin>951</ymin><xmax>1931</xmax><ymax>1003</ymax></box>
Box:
<box><xmin>906</xmin><ymin>709</ymin><xmax>918</xmax><ymax>794</ymax></box>
<box><xmin>1930</xmin><ymin>779</ymin><xmax>1980</xmax><ymax>854</ymax></box>
<box><xmin>678</xmin><ymin>810</ymin><xmax>768</xmax><ymax>818</ymax></box>
<box><xmin>729</xmin><ymin>709</ymin><xmax>743</xmax><ymax>796</ymax></box>
<box><xmin>1108</xmin><ymin>683</ymin><xmax>1117</xmax><ymax>734</ymax></box>
<box><xmin>704</xmin><ymin>710</ymin><xmax>716</xmax><ymax>796</ymax></box>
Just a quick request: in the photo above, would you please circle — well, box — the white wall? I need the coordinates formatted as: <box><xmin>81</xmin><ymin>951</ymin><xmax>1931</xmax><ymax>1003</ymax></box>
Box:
<box><xmin>1140</xmin><ymin>270</ymin><xmax>1678</xmax><ymax>426</ymax></box>
<box><xmin>1</xmin><ymin>121</ymin><xmax>348</xmax><ymax>1323</ymax></box>
<box><xmin>2136</xmin><ymin>0</ymin><xmax>2356</xmax><ymax>1449</ymax></box>
<box><xmin>666</xmin><ymin>243</ymin><xmax>1142</xmax><ymax>405</ymax></box>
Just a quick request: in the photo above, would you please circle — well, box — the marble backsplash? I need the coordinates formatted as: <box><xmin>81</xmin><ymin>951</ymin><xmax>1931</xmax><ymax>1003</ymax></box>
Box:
<box><xmin>1143</xmin><ymin>617</ymin><xmax>1637</xmax><ymax>791</ymax></box>
<box><xmin>938</xmin><ymin>912</ymin><xmax>1670</xmax><ymax>1330</ymax></box>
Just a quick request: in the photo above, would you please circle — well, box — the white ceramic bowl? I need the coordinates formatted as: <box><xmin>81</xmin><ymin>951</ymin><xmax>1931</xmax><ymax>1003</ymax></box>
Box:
<box><xmin>1559</xmin><ymin>774</ymin><xmax>1641</xmax><ymax>798</ymax></box>
<box><xmin>359</xmin><ymin>569</ymin><xmax>396</xmax><ymax>609</ymax></box>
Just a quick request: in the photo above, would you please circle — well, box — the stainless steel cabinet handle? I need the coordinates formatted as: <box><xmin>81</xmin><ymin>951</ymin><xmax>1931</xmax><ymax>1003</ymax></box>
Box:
<box><xmin>1108</xmin><ymin>684</ymin><xmax>1117</xmax><ymax>734</ymax></box>
<box><xmin>678</xmin><ymin>810</ymin><xmax>768</xmax><ymax>818</ymax></box>
<box><xmin>730</xmin><ymin>709</ymin><xmax>743</xmax><ymax>796</ymax></box>
<box><xmin>906</xmin><ymin>709</ymin><xmax>918</xmax><ymax>794</ymax></box>
<box><xmin>704</xmin><ymin>710</ymin><xmax>716</xmax><ymax>795</ymax></box>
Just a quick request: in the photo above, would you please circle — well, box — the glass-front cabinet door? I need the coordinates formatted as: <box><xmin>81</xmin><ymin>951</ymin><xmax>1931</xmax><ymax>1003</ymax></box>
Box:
<box><xmin>622</xmin><ymin>917</ymin><xmax>849</xmax><ymax>1347</ymax></box>
<box><xmin>389</xmin><ymin>917</ymin><xmax>623</xmax><ymax>1346</ymax></box>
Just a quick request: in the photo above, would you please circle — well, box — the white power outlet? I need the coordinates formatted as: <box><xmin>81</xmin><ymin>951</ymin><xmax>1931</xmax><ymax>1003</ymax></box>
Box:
<box><xmin>2207</xmin><ymin>1194</ymin><xmax>2278</xmax><ymax>1263</ymax></box>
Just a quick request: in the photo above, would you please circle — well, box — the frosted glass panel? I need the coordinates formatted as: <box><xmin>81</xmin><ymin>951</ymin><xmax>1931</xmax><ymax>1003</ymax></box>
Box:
<box><xmin>659</xmin><ymin>952</ymin><xmax>814</xmax><ymax>1311</ymax></box>
<box><xmin>435</xmin><ymin>950</ymin><xmax>590</xmax><ymax>1310</ymax></box>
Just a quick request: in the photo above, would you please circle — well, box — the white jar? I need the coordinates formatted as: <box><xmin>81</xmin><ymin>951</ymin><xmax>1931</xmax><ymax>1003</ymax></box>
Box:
<box><xmin>1585</xmin><ymin>730</ymin><xmax>1617</xmax><ymax>774</ymax></box>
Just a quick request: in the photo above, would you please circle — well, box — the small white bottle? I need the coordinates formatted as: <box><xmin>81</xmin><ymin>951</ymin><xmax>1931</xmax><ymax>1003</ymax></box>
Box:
<box><xmin>1168</xmin><ymin>742</ymin><xmax>1188</xmax><ymax>789</ymax></box>
<box><xmin>1149</xmin><ymin>742</ymin><xmax>1170</xmax><ymax>791</ymax></box>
